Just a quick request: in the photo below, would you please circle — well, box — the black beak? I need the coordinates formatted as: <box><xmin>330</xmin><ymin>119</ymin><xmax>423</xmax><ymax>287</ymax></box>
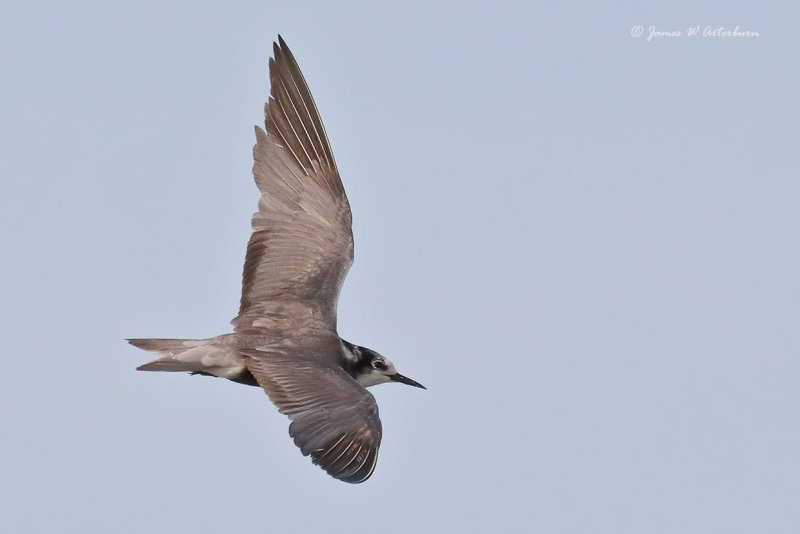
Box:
<box><xmin>389</xmin><ymin>373</ymin><xmax>426</xmax><ymax>389</ymax></box>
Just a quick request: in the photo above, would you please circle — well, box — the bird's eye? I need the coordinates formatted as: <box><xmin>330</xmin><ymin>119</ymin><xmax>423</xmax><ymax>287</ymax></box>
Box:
<box><xmin>373</xmin><ymin>360</ymin><xmax>386</xmax><ymax>370</ymax></box>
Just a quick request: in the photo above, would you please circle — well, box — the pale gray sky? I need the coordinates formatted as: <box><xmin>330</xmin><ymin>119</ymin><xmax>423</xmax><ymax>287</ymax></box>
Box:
<box><xmin>2</xmin><ymin>1</ymin><xmax>798</xmax><ymax>533</ymax></box>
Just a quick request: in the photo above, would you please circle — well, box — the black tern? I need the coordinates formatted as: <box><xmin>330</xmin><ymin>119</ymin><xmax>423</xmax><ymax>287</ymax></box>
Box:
<box><xmin>129</xmin><ymin>36</ymin><xmax>424</xmax><ymax>484</ymax></box>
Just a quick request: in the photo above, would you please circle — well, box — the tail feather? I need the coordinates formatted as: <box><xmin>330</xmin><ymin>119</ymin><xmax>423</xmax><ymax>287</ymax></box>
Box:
<box><xmin>136</xmin><ymin>359</ymin><xmax>207</xmax><ymax>373</ymax></box>
<box><xmin>127</xmin><ymin>338</ymin><xmax>200</xmax><ymax>356</ymax></box>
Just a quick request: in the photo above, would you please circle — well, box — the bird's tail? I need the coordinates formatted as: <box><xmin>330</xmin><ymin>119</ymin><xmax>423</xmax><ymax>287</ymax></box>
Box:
<box><xmin>128</xmin><ymin>338</ymin><xmax>214</xmax><ymax>373</ymax></box>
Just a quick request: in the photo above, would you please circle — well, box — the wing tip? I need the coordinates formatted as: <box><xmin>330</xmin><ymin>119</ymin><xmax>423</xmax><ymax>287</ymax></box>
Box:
<box><xmin>309</xmin><ymin>429</ymin><xmax>381</xmax><ymax>484</ymax></box>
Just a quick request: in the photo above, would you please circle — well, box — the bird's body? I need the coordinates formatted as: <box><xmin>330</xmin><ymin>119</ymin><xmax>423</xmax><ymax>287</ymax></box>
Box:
<box><xmin>129</xmin><ymin>37</ymin><xmax>423</xmax><ymax>484</ymax></box>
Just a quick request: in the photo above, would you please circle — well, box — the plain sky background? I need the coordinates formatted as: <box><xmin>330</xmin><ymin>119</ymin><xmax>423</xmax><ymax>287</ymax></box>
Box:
<box><xmin>1</xmin><ymin>1</ymin><xmax>798</xmax><ymax>533</ymax></box>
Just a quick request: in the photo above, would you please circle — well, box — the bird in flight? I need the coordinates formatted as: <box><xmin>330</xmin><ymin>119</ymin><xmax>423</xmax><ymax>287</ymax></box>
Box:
<box><xmin>129</xmin><ymin>36</ymin><xmax>424</xmax><ymax>484</ymax></box>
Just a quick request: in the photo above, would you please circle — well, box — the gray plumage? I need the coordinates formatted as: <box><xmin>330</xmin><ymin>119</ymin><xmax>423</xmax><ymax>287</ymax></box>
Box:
<box><xmin>129</xmin><ymin>36</ymin><xmax>423</xmax><ymax>484</ymax></box>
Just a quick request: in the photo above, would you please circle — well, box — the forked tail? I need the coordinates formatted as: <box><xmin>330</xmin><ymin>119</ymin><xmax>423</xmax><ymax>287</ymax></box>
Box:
<box><xmin>128</xmin><ymin>338</ymin><xmax>210</xmax><ymax>373</ymax></box>
<box><xmin>128</xmin><ymin>337</ymin><xmax>254</xmax><ymax>385</ymax></box>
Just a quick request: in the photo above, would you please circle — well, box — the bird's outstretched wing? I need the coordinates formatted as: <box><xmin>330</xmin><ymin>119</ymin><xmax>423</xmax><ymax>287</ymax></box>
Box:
<box><xmin>244</xmin><ymin>350</ymin><xmax>382</xmax><ymax>483</ymax></box>
<box><xmin>232</xmin><ymin>36</ymin><xmax>353</xmax><ymax>335</ymax></box>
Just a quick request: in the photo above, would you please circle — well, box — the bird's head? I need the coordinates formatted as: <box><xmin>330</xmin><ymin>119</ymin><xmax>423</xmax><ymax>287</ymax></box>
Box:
<box><xmin>348</xmin><ymin>345</ymin><xmax>425</xmax><ymax>390</ymax></box>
